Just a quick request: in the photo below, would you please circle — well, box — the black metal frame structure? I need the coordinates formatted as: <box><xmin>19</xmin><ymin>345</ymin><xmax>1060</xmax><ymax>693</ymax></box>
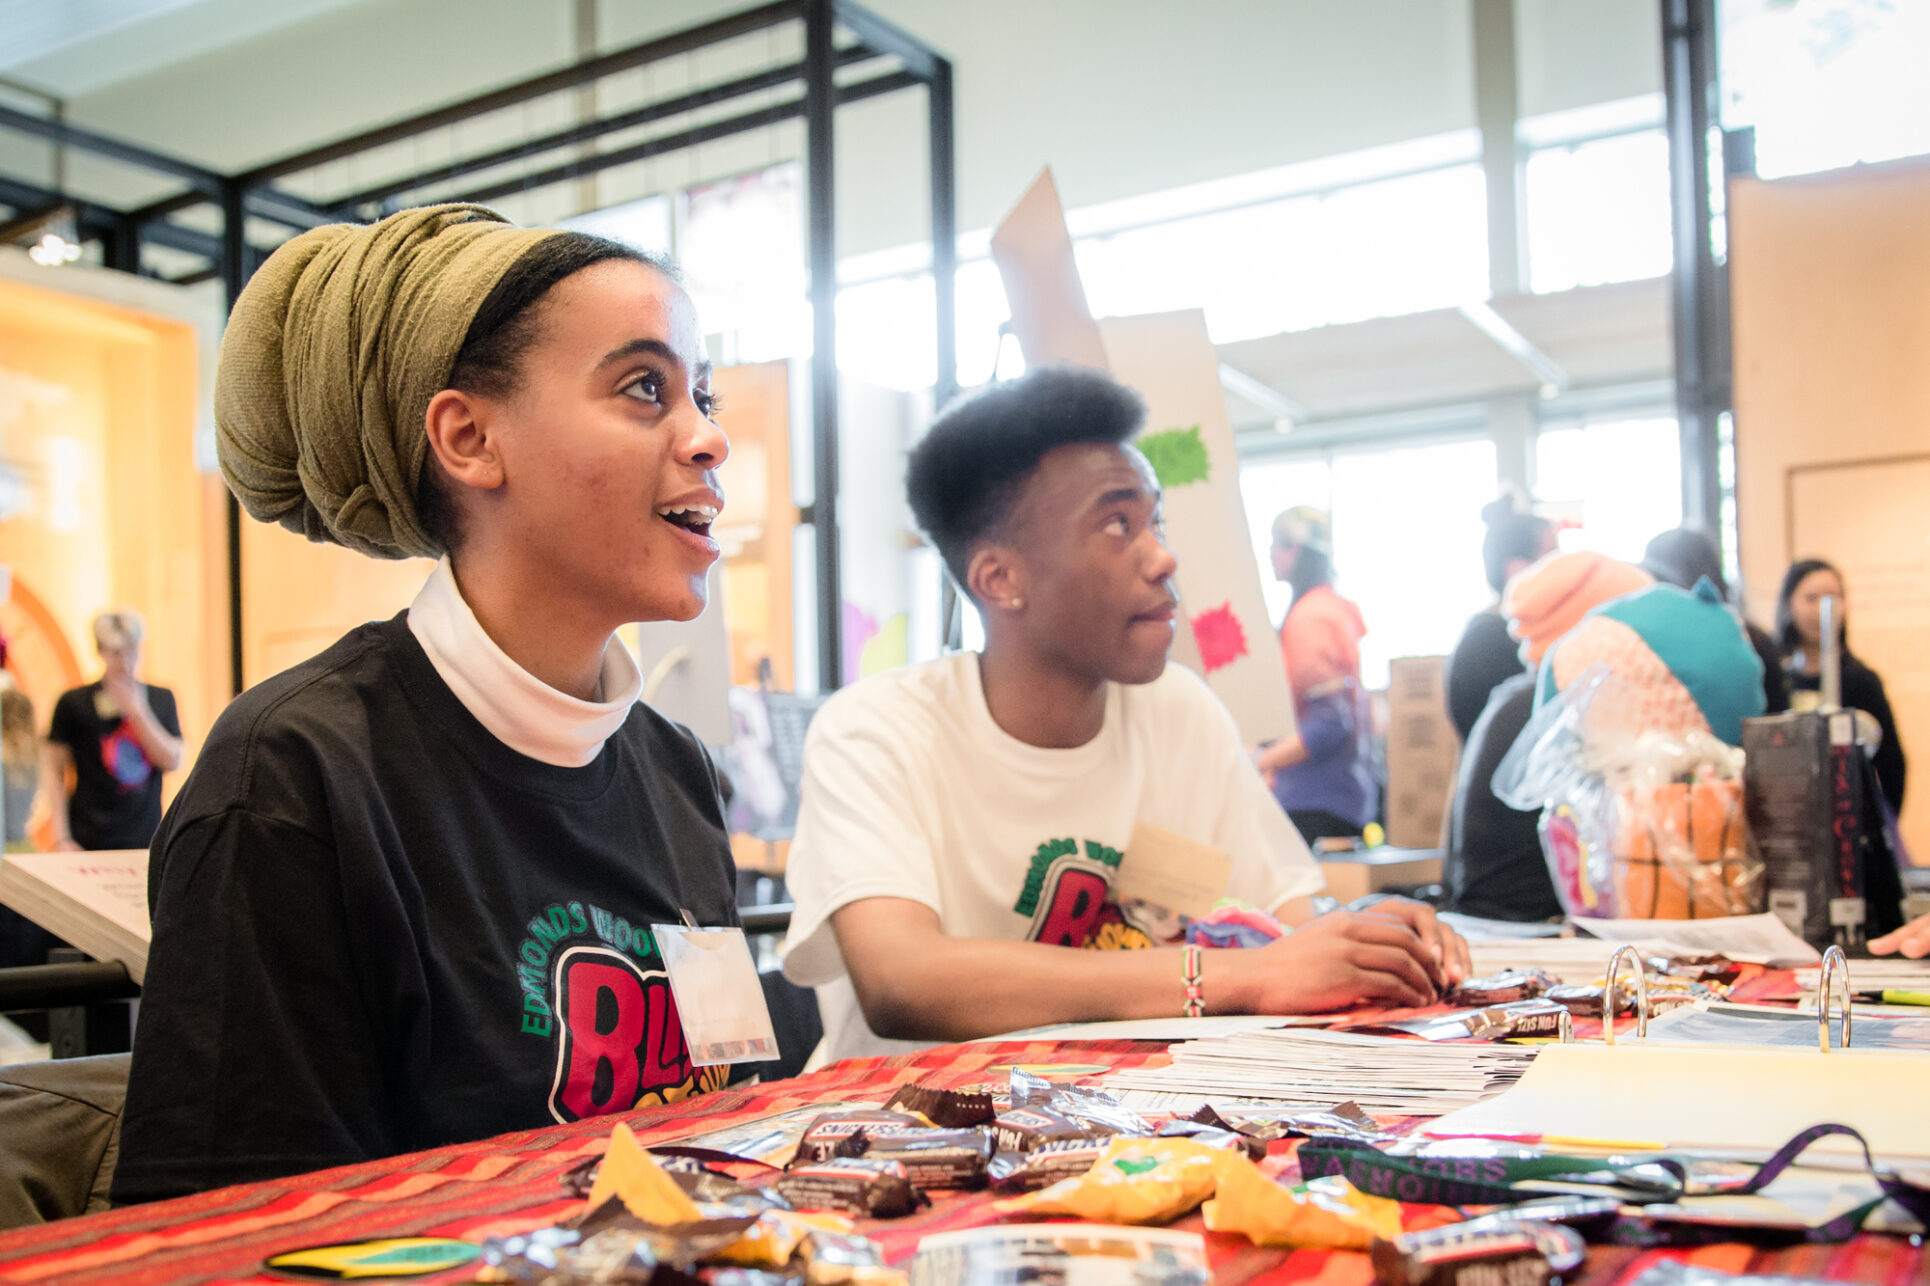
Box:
<box><xmin>1661</xmin><ymin>0</ymin><xmax>1730</xmax><ymax>538</ymax></box>
<box><xmin>0</xmin><ymin>0</ymin><xmax>956</xmax><ymax>695</ymax></box>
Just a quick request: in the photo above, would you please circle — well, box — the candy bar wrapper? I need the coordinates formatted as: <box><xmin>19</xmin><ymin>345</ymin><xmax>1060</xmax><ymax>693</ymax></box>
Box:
<box><xmin>1201</xmin><ymin>1164</ymin><xmax>1402</xmax><ymax>1251</ymax></box>
<box><xmin>991</xmin><ymin>1107</ymin><xmax>1102</xmax><ymax>1154</ymax></box>
<box><xmin>1152</xmin><ymin>1119</ymin><xmax>1267</xmax><ymax>1160</ymax></box>
<box><xmin>882</xmin><ymin>1082</ymin><xmax>997</xmax><ymax>1129</ymax></box>
<box><xmin>1370</xmin><ymin>1218</ymin><xmax>1584</xmax><ymax>1286</ymax></box>
<box><xmin>775</xmin><ymin>1158</ymin><xmax>927</xmax><ymax>1219</ymax></box>
<box><xmin>845</xmin><ymin>1127</ymin><xmax>992</xmax><ymax>1190</ymax></box>
<box><xmin>994</xmin><ymin>1136</ymin><xmax>1237</xmax><ymax>1226</ymax></box>
<box><xmin>1190</xmin><ymin>1102</ymin><xmax>1394</xmax><ymax>1147</ymax></box>
<box><xmin>1377</xmin><ymin>999</ymin><xmax>1568</xmax><ymax>1042</ymax></box>
<box><xmin>791</xmin><ymin>1112</ymin><xmax>928</xmax><ymax>1165</ymax></box>
<box><xmin>800</xmin><ymin>1232</ymin><xmax>908</xmax><ymax>1286</ymax></box>
<box><xmin>988</xmin><ymin>1139</ymin><xmax>1110</xmax><ymax>1192</ymax></box>
<box><xmin>1008</xmin><ymin>1068</ymin><xmax>1151</xmax><ymax>1138</ymax></box>
<box><xmin>480</xmin><ymin>1224</ymin><xmax>708</xmax><ymax>1285</ymax></box>
<box><xmin>1446</xmin><ymin>970</ymin><xmax>1560</xmax><ymax>1007</ymax></box>
<box><xmin>710</xmin><ymin>1210</ymin><xmax>854</xmax><ymax>1269</ymax></box>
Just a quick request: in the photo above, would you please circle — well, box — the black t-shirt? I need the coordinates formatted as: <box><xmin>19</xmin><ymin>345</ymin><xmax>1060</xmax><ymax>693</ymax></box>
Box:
<box><xmin>1444</xmin><ymin>609</ymin><xmax>1524</xmax><ymax>745</ymax></box>
<box><xmin>113</xmin><ymin>615</ymin><xmax>739</xmax><ymax>1204</ymax></box>
<box><xmin>47</xmin><ymin>681</ymin><xmax>180</xmax><ymax>850</ymax></box>
<box><xmin>1445</xmin><ymin>674</ymin><xmax>1563</xmax><ymax>922</ymax></box>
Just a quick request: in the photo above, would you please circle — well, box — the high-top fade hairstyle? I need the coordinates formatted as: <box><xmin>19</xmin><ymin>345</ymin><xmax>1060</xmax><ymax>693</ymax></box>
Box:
<box><xmin>906</xmin><ymin>365</ymin><xmax>1147</xmax><ymax>593</ymax></box>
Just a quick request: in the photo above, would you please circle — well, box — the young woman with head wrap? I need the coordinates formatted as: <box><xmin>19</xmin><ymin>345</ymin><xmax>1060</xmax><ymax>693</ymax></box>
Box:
<box><xmin>114</xmin><ymin>206</ymin><xmax>737</xmax><ymax>1202</ymax></box>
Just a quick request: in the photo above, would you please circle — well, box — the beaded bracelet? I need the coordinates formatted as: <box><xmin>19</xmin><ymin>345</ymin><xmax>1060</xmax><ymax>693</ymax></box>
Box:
<box><xmin>1182</xmin><ymin>944</ymin><xmax>1205</xmax><ymax>1018</ymax></box>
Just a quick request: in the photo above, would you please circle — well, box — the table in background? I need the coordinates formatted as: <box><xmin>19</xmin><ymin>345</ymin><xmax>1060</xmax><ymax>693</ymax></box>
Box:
<box><xmin>0</xmin><ymin>1039</ymin><xmax>1919</xmax><ymax>1286</ymax></box>
<box><xmin>1317</xmin><ymin>846</ymin><xmax>1444</xmax><ymax>902</ymax></box>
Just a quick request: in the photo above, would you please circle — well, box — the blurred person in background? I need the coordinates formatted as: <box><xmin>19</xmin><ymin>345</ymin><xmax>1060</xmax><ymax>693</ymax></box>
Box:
<box><xmin>1776</xmin><ymin>558</ymin><xmax>1905</xmax><ymax>813</ymax></box>
<box><xmin>42</xmin><ymin>610</ymin><xmax>183</xmax><ymax>853</ymax></box>
<box><xmin>1445</xmin><ymin>552</ymin><xmax>1650</xmax><ymax>921</ymax></box>
<box><xmin>1444</xmin><ymin>496</ymin><xmax>1555</xmax><ymax>743</ymax></box>
<box><xmin>1253</xmin><ymin>506</ymin><xmax>1376</xmax><ymax>841</ymax></box>
<box><xmin>1</xmin><ymin>673</ymin><xmax>64</xmax><ymax>985</ymax></box>
<box><xmin>1641</xmin><ymin>527</ymin><xmax>1787</xmax><ymax>716</ymax></box>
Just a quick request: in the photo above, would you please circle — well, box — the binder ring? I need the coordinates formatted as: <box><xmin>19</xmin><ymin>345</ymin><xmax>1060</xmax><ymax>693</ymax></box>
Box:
<box><xmin>1556</xmin><ymin>1008</ymin><xmax>1573</xmax><ymax>1044</ymax></box>
<box><xmin>1818</xmin><ymin>944</ymin><xmax>1853</xmax><ymax>1052</ymax></box>
<box><xmin>1603</xmin><ymin>944</ymin><xmax>1649</xmax><ymax>1045</ymax></box>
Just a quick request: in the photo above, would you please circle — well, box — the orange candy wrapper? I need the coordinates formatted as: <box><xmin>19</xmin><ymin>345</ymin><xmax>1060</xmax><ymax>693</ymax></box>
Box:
<box><xmin>995</xmin><ymin>1136</ymin><xmax>1234</xmax><ymax>1225</ymax></box>
<box><xmin>712</xmin><ymin>1210</ymin><xmax>855</xmax><ymax>1268</ymax></box>
<box><xmin>997</xmin><ymin>1135</ymin><xmax>1401</xmax><ymax>1250</ymax></box>
<box><xmin>1202</xmin><ymin>1161</ymin><xmax>1402</xmax><ymax>1250</ymax></box>
<box><xmin>584</xmin><ymin>1121</ymin><xmax>704</xmax><ymax>1224</ymax></box>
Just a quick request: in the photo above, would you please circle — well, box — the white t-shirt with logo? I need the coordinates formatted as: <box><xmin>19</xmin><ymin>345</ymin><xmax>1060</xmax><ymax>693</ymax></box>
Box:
<box><xmin>780</xmin><ymin>653</ymin><xmax>1325</xmax><ymax>1063</ymax></box>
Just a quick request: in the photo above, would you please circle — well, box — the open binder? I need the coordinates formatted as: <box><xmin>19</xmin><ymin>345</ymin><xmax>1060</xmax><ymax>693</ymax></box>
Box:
<box><xmin>1425</xmin><ymin>944</ymin><xmax>1930</xmax><ymax>1163</ymax></box>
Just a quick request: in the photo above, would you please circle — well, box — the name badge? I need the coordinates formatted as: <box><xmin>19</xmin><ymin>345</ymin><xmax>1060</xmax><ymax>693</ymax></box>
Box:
<box><xmin>1112</xmin><ymin>822</ymin><xmax>1234</xmax><ymax>920</ymax></box>
<box><xmin>650</xmin><ymin>923</ymin><xmax>781</xmax><ymax>1067</ymax></box>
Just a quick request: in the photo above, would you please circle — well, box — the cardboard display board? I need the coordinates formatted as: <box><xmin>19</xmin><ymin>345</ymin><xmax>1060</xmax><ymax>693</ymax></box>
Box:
<box><xmin>1099</xmin><ymin>313</ymin><xmax>1296</xmax><ymax>744</ymax></box>
<box><xmin>989</xmin><ymin>169</ymin><xmax>1294</xmax><ymax>744</ymax></box>
<box><xmin>985</xmin><ymin>170</ymin><xmax>1109</xmax><ymax>372</ymax></box>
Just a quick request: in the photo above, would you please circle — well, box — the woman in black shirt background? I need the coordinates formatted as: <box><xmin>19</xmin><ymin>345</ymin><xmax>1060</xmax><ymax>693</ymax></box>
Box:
<box><xmin>1776</xmin><ymin>557</ymin><xmax>1906</xmax><ymax>813</ymax></box>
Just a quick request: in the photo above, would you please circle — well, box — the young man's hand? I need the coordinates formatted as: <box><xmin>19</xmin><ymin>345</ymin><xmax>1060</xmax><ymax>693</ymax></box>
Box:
<box><xmin>1870</xmin><ymin>913</ymin><xmax>1930</xmax><ymax>959</ymax></box>
<box><xmin>1218</xmin><ymin>910</ymin><xmax>1453</xmax><ymax>1012</ymax></box>
<box><xmin>1349</xmin><ymin>896</ymin><xmax>1471</xmax><ymax>985</ymax></box>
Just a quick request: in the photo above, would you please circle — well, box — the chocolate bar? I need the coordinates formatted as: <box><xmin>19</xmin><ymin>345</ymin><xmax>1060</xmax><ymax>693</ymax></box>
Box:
<box><xmin>882</xmin><ymin>1083</ymin><xmax>997</xmax><ymax>1129</ymax></box>
<box><xmin>846</xmin><ymin>1127</ymin><xmax>992</xmax><ymax>1189</ymax></box>
<box><xmin>1191</xmin><ymin>1102</ymin><xmax>1394</xmax><ymax>1147</ymax></box>
<box><xmin>990</xmin><ymin>1107</ymin><xmax>1099</xmax><ymax>1153</ymax></box>
<box><xmin>988</xmin><ymin>1138</ymin><xmax>1109</xmax><ymax>1191</ymax></box>
<box><xmin>774</xmin><ymin>1158</ymin><xmax>924</xmax><ymax>1218</ymax></box>
<box><xmin>1448</xmin><ymin>969</ymin><xmax>1558</xmax><ymax>1006</ymax></box>
<box><xmin>1370</xmin><ymin>1219</ymin><xmax>1584</xmax><ymax>1286</ymax></box>
<box><xmin>792</xmin><ymin>1112</ymin><xmax>927</xmax><ymax>1165</ymax></box>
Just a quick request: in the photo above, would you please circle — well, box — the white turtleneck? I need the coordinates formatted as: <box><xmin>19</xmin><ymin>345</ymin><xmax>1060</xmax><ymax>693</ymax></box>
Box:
<box><xmin>407</xmin><ymin>558</ymin><xmax>642</xmax><ymax>768</ymax></box>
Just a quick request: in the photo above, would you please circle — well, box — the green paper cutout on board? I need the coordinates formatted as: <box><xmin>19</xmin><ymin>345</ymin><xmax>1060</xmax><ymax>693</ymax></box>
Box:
<box><xmin>1136</xmin><ymin>425</ymin><xmax>1210</xmax><ymax>489</ymax></box>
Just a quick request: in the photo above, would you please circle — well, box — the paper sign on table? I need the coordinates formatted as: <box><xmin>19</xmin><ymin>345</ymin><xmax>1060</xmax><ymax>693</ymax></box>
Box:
<box><xmin>0</xmin><ymin>849</ymin><xmax>150</xmax><ymax>982</ymax></box>
<box><xmin>1112</xmin><ymin>822</ymin><xmax>1235</xmax><ymax>921</ymax></box>
<box><xmin>988</xmin><ymin>170</ymin><xmax>1295</xmax><ymax>745</ymax></box>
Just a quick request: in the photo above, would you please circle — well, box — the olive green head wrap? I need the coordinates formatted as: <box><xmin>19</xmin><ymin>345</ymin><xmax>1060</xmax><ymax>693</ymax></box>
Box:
<box><xmin>214</xmin><ymin>204</ymin><xmax>561</xmax><ymax>560</ymax></box>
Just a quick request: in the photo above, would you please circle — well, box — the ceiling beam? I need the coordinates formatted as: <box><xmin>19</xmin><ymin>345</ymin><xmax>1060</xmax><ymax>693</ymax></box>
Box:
<box><xmin>1457</xmin><ymin>299</ymin><xmax>1570</xmax><ymax>392</ymax></box>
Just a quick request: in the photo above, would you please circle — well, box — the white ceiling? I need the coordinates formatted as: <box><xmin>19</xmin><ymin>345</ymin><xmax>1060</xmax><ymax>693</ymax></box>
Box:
<box><xmin>1215</xmin><ymin>275</ymin><xmax>1673</xmax><ymax>428</ymax></box>
<box><xmin>0</xmin><ymin>0</ymin><xmax>375</xmax><ymax>98</ymax></box>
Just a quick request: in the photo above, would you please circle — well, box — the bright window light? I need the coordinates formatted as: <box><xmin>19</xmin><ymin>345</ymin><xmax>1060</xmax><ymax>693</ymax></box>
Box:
<box><xmin>1240</xmin><ymin>438</ymin><xmax>1498</xmax><ymax>690</ymax></box>
<box><xmin>1525</xmin><ymin>131</ymin><xmax>1674</xmax><ymax>293</ymax></box>
<box><xmin>1536</xmin><ymin>416</ymin><xmax>1682</xmax><ymax>564</ymax></box>
<box><xmin>1721</xmin><ymin>0</ymin><xmax>1930</xmax><ymax>180</ymax></box>
<box><xmin>1076</xmin><ymin>165</ymin><xmax>1489</xmax><ymax>345</ymax></box>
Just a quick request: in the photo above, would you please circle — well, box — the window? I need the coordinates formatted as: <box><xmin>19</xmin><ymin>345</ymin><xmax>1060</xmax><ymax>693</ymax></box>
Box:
<box><xmin>1536</xmin><ymin>415</ymin><xmax>1682</xmax><ymax>563</ymax></box>
<box><xmin>1075</xmin><ymin>164</ymin><xmax>1490</xmax><ymax>345</ymax></box>
<box><xmin>1240</xmin><ymin>437</ymin><xmax>1498</xmax><ymax>690</ymax></box>
<box><xmin>1525</xmin><ymin>130</ymin><xmax>1674</xmax><ymax>292</ymax></box>
<box><xmin>1721</xmin><ymin>0</ymin><xmax>1930</xmax><ymax>180</ymax></box>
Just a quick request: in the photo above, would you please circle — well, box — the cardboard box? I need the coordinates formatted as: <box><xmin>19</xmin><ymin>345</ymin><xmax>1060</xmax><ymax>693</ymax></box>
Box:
<box><xmin>1382</xmin><ymin>656</ymin><xmax>1458</xmax><ymax>849</ymax></box>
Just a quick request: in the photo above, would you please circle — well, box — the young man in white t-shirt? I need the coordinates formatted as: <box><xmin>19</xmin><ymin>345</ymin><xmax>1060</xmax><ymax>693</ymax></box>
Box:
<box><xmin>781</xmin><ymin>367</ymin><xmax>1469</xmax><ymax>1062</ymax></box>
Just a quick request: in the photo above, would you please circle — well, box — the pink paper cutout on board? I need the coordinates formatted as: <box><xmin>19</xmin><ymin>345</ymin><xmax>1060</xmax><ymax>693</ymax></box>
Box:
<box><xmin>1190</xmin><ymin>602</ymin><xmax>1249</xmax><ymax>674</ymax></box>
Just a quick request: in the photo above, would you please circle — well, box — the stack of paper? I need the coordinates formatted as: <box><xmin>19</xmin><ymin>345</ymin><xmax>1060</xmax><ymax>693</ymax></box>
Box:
<box><xmin>1102</xmin><ymin>1027</ymin><xmax>1539</xmax><ymax>1116</ymax></box>
<box><xmin>1463</xmin><ymin>913</ymin><xmax>1823</xmax><ymax>982</ymax></box>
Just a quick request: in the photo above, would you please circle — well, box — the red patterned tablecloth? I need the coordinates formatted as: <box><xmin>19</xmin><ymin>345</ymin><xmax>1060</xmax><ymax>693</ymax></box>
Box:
<box><xmin>0</xmin><ymin>1038</ymin><xmax>1922</xmax><ymax>1285</ymax></box>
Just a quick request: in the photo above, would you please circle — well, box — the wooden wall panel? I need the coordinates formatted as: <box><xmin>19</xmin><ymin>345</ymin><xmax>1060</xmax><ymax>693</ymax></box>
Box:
<box><xmin>1730</xmin><ymin>155</ymin><xmax>1930</xmax><ymax>863</ymax></box>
